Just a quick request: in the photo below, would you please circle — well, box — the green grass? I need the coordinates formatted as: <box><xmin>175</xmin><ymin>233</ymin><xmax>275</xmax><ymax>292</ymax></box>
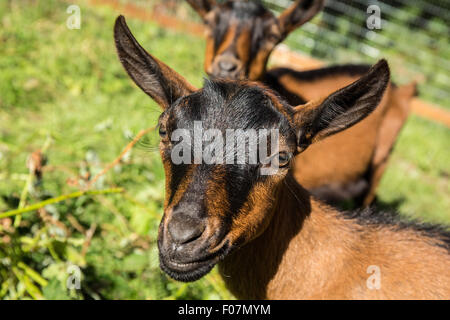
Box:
<box><xmin>0</xmin><ymin>0</ymin><xmax>448</xmax><ymax>300</ymax></box>
<box><xmin>0</xmin><ymin>0</ymin><xmax>230</xmax><ymax>300</ymax></box>
<box><xmin>377</xmin><ymin>115</ymin><xmax>450</xmax><ymax>223</ymax></box>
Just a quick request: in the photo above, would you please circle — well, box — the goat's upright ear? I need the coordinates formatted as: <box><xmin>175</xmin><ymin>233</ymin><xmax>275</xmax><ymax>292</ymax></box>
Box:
<box><xmin>186</xmin><ymin>0</ymin><xmax>216</xmax><ymax>19</ymax></box>
<box><xmin>114</xmin><ymin>15</ymin><xmax>196</xmax><ymax>109</ymax></box>
<box><xmin>293</xmin><ymin>59</ymin><xmax>390</xmax><ymax>152</ymax></box>
<box><xmin>278</xmin><ymin>0</ymin><xmax>325</xmax><ymax>37</ymax></box>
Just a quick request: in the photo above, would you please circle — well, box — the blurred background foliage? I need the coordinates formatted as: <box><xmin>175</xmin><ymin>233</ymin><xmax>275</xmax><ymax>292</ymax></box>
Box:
<box><xmin>0</xmin><ymin>0</ymin><xmax>448</xmax><ymax>299</ymax></box>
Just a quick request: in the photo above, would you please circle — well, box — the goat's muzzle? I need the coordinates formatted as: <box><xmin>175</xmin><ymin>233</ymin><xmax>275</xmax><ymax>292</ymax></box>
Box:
<box><xmin>158</xmin><ymin>207</ymin><xmax>231</xmax><ymax>282</ymax></box>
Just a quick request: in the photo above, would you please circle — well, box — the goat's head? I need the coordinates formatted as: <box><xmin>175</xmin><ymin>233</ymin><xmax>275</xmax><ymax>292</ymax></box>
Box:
<box><xmin>114</xmin><ymin>15</ymin><xmax>390</xmax><ymax>282</ymax></box>
<box><xmin>186</xmin><ymin>0</ymin><xmax>325</xmax><ymax>80</ymax></box>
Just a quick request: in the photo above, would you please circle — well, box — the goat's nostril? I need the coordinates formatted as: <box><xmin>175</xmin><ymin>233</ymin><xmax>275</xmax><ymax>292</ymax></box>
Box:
<box><xmin>218</xmin><ymin>60</ymin><xmax>238</xmax><ymax>72</ymax></box>
<box><xmin>168</xmin><ymin>214</ymin><xmax>205</xmax><ymax>244</ymax></box>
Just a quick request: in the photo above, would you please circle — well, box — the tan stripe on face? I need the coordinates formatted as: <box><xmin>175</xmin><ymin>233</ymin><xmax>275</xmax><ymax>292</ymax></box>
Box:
<box><xmin>204</xmin><ymin>37</ymin><xmax>215</xmax><ymax>74</ymax></box>
<box><xmin>205</xmin><ymin>165</ymin><xmax>229</xmax><ymax>218</ymax></box>
<box><xmin>163</xmin><ymin>161</ymin><xmax>196</xmax><ymax>211</ymax></box>
<box><xmin>236</xmin><ymin>27</ymin><xmax>251</xmax><ymax>65</ymax></box>
<box><xmin>216</xmin><ymin>24</ymin><xmax>238</xmax><ymax>56</ymax></box>
<box><xmin>248</xmin><ymin>48</ymin><xmax>271</xmax><ymax>81</ymax></box>
<box><xmin>228</xmin><ymin>178</ymin><xmax>280</xmax><ymax>245</ymax></box>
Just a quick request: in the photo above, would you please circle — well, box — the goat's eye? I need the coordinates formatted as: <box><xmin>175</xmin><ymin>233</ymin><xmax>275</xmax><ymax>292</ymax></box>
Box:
<box><xmin>159</xmin><ymin>126</ymin><xmax>167</xmax><ymax>138</ymax></box>
<box><xmin>267</xmin><ymin>33</ymin><xmax>280</xmax><ymax>43</ymax></box>
<box><xmin>278</xmin><ymin>152</ymin><xmax>291</xmax><ymax>167</ymax></box>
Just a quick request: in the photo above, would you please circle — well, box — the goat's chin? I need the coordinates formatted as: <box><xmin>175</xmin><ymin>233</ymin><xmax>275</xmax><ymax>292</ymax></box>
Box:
<box><xmin>208</xmin><ymin>72</ymin><xmax>246</xmax><ymax>81</ymax></box>
<box><xmin>159</xmin><ymin>240</ymin><xmax>234</xmax><ymax>282</ymax></box>
<box><xmin>159</xmin><ymin>257</ymin><xmax>216</xmax><ymax>282</ymax></box>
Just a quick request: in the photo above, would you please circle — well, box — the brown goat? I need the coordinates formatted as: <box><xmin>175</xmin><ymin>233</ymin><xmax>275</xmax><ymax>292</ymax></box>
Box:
<box><xmin>187</xmin><ymin>0</ymin><xmax>416</xmax><ymax>205</ymax></box>
<box><xmin>114</xmin><ymin>16</ymin><xmax>450</xmax><ymax>300</ymax></box>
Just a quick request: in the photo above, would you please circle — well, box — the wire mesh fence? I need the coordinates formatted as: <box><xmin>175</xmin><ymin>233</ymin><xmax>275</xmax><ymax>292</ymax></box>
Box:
<box><xmin>111</xmin><ymin>0</ymin><xmax>449</xmax><ymax>110</ymax></box>
<box><xmin>264</xmin><ymin>0</ymin><xmax>449</xmax><ymax>109</ymax></box>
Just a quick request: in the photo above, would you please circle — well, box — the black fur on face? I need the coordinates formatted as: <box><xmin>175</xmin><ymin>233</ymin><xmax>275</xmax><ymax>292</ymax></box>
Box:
<box><xmin>160</xmin><ymin>79</ymin><xmax>296</xmax><ymax>213</ymax></box>
<box><xmin>114</xmin><ymin>14</ymin><xmax>392</xmax><ymax>284</ymax></box>
<box><xmin>204</xmin><ymin>1</ymin><xmax>281</xmax><ymax>79</ymax></box>
<box><xmin>157</xmin><ymin>79</ymin><xmax>296</xmax><ymax>281</ymax></box>
<box><xmin>211</xmin><ymin>1</ymin><xmax>276</xmax><ymax>51</ymax></box>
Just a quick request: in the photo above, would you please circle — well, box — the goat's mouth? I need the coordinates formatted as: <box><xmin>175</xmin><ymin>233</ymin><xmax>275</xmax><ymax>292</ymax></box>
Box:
<box><xmin>160</xmin><ymin>257</ymin><xmax>216</xmax><ymax>282</ymax></box>
<box><xmin>159</xmin><ymin>241</ymin><xmax>231</xmax><ymax>282</ymax></box>
<box><xmin>207</xmin><ymin>71</ymin><xmax>246</xmax><ymax>81</ymax></box>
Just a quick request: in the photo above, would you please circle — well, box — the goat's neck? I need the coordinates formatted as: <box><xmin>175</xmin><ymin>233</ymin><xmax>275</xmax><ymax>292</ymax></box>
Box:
<box><xmin>218</xmin><ymin>174</ymin><xmax>450</xmax><ymax>300</ymax></box>
<box><xmin>218</xmin><ymin>173</ymin><xmax>354</xmax><ymax>299</ymax></box>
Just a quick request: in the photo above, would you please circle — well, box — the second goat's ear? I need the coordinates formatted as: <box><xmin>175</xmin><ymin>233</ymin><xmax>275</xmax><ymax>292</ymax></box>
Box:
<box><xmin>278</xmin><ymin>0</ymin><xmax>325</xmax><ymax>37</ymax></box>
<box><xmin>114</xmin><ymin>15</ymin><xmax>196</xmax><ymax>109</ymax></box>
<box><xmin>186</xmin><ymin>0</ymin><xmax>216</xmax><ymax>19</ymax></box>
<box><xmin>293</xmin><ymin>59</ymin><xmax>390</xmax><ymax>152</ymax></box>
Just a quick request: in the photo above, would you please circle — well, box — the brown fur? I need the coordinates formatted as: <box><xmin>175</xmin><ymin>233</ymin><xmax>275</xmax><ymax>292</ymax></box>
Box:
<box><xmin>219</xmin><ymin>173</ymin><xmax>450</xmax><ymax>300</ymax></box>
<box><xmin>217</xmin><ymin>25</ymin><xmax>239</xmax><ymax>57</ymax></box>
<box><xmin>293</xmin><ymin>84</ymin><xmax>391</xmax><ymax>190</ymax></box>
<box><xmin>363</xmin><ymin>83</ymin><xmax>416</xmax><ymax>205</ymax></box>
<box><xmin>264</xmin><ymin>69</ymin><xmax>414</xmax><ymax>205</ymax></box>
<box><xmin>204</xmin><ymin>35</ymin><xmax>215</xmax><ymax>75</ymax></box>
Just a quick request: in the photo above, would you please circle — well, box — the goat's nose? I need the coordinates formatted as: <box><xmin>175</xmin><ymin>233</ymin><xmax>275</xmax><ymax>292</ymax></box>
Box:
<box><xmin>218</xmin><ymin>60</ymin><xmax>238</xmax><ymax>72</ymax></box>
<box><xmin>168</xmin><ymin>213</ymin><xmax>205</xmax><ymax>244</ymax></box>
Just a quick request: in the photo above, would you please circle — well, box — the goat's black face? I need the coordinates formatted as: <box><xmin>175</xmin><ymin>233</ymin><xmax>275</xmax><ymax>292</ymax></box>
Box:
<box><xmin>187</xmin><ymin>0</ymin><xmax>326</xmax><ymax>81</ymax></box>
<box><xmin>157</xmin><ymin>80</ymin><xmax>296</xmax><ymax>281</ymax></box>
<box><xmin>203</xmin><ymin>1</ymin><xmax>280</xmax><ymax>80</ymax></box>
<box><xmin>114</xmin><ymin>14</ymin><xmax>390</xmax><ymax>282</ymax></box>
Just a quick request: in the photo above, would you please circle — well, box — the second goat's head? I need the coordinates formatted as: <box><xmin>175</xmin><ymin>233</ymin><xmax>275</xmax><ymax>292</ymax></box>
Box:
<box><xmin>187</xmin><ymin>0</ymin><xmax>325</xmax><ymax>80</ymax></box>
<box><xmin>114</xmin><ymin>15</ymin><xmax>389</xmax><ymax>282</ymax></box>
